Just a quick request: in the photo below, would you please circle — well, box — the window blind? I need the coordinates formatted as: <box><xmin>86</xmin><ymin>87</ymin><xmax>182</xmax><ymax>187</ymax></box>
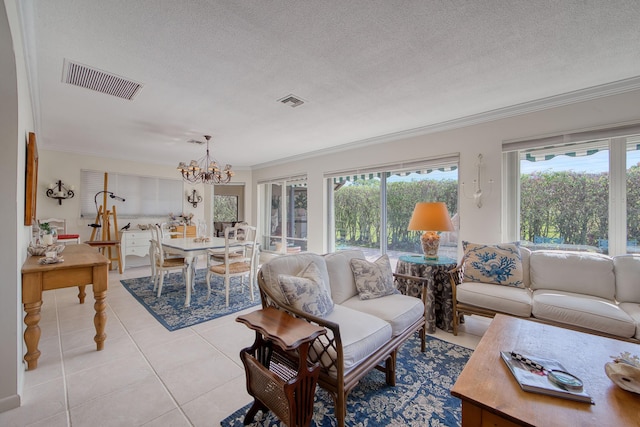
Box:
<box><xmin>80</xmin><ymin>170</ymin><xmax>182</xmax><ymax>218</ymax></box>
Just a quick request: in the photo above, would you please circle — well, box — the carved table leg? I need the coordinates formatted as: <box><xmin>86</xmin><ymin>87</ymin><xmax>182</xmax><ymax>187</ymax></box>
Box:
<box><xmin>78</xmin><ymin>285</ymin><xmax>86</xmax><ymax>304</ymax></box>
<box><xmin>94</xmin><ymin>290</ymin><xmax>107</xmax><ymax>350</ymax></box>
<box><xmin>23</xmin><ymin>300</ymin><xmax>42</xmax><ymax>370</ymax></box>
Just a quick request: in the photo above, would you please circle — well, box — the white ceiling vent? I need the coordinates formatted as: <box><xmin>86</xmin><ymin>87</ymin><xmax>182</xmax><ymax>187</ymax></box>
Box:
<box><xmin>277</xmin><ymin>94</ymin><xmax>306</xmax><ymax>108</ymax></box>
<box><xmin>62</xmin><ymin>59</ymin><xmax>143</xmax><ymax>100</ymax></box>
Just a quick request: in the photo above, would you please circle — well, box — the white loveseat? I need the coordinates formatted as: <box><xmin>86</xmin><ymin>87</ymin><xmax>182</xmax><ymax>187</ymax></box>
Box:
<box><xmin>451</xmin><ymin>248</ymin><xmax>640</xmax><ymax>341</ymax></box>
<box><xmin>257</xmin><ymin>250</ymin><xmax>427</xmax><ymax>427</ymax></box>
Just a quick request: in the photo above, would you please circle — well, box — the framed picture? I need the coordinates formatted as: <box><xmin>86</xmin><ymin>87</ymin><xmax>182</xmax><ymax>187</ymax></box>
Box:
<box><xmin>24</xmin><ymin>132</ymin><xmax>38</xmax><ymax>226</ymax></box>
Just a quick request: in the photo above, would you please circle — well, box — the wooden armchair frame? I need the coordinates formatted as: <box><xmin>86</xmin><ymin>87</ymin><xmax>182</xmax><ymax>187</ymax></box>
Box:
<box><xmin>257</xmin><ymin>270</ymin><xmax>426</xmax><ymax>427</ymax></box>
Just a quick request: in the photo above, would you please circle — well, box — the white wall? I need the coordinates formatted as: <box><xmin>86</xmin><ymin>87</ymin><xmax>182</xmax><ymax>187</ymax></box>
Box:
<box><xmin>1</xmin><ymin>0</ymin><xmax>34</xmax><ymax>411</ymax></box>
<box><xmin>251</xmin><ymin>89</ymin><xmax>640</xmax><ymax>255</ymax></box>
<box><xmin>37</xmin><ymin>150</ymin><xmax>253</xmax><ymax>241</ymax></box>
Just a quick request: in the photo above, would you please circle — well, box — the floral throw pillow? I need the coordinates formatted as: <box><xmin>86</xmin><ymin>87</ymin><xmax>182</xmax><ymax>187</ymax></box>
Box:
<box><xmin>350</xmin><ymin>254</ymin><xmax>400</xmax><ymax>300</ymax></box>
<box><xmin>462</xmin><ymin>241</ymin><xmax>524</xmax><ymax>287</ymax></box>
<box><xmin>278</xmin><ymin>262</ymin><xmax>334</xmax><ymax>317</ymax></box>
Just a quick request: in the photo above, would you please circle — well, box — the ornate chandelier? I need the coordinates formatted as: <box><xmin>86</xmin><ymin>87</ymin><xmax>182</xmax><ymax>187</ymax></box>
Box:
<box><xmin>177</xmin><ymin>135</ymin><xmax>234</xmax><ymax>184</ymax></box>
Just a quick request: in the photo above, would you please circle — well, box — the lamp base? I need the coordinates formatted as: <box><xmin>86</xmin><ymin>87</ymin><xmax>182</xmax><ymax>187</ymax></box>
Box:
<box><xmin>420</xmin><ymin>231</ymin><xmax>441</xmax><ymax>260</ymax></box>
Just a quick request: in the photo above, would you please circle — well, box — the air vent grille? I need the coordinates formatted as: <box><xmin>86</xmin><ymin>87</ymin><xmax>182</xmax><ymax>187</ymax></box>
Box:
<box><xmin>63</xmin><ymin>60</ymin><xmax>143</xmax><ymax>100</ymax></box>
<box><xmin>277</xmin><ymin>94</ymin><xmax>305</xmax><ymax>108</ymax></box>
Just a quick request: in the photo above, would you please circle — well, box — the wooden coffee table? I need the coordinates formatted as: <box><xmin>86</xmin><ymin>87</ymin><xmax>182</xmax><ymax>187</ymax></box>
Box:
<box><xmin>451</xmin><ymin>314</ymin><xmax>640</xmax><ymax>427</ymax></box>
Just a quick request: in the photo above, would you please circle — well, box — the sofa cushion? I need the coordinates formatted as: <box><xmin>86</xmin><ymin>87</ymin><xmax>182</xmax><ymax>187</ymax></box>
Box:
<box><xmin>324</xmin><ymin>250</ymin><xmax>365</xmax><ymax>304</ymax></box>
<box><xmin>462</xmin><ymin>241</ymin><xmax>524</xmax><ymax>287</ymax></box>
<box><xmin>278</xmin><ymin>262</ymin><xmax>334</xmax><ymax>317</ymax></box>
<box><xmin>619</xmin><ymin>302</ymin><xmax>640</xmax><ymax>340</ymax></box>
<box><xmin>341</xmin><ymin>293</ymin><xmax>424</xmax><ymax>336</ymax></box>
<box><xmin>530</xmin><ymin>251</ymin><xmax>615</xmax><ymax>300</ymax></box>
<box><xmin>520</xmin><ymin>247</ymin><xmax>532</xmax><ymax>289</ymax></box>
<box><xmin>456</xmin><ymin>282</ymin><xmax>532</xmax><ymax>317</ymax></box>
<box><xmin>260</xmin><ymin>253</ymin><xmax>331</xmax><ymax>308</ymax></box>
<box><xmin>532</xmin><ymin>290</ymin><xmax>636</xmax><ymax>338</ymax></box>
<box><xmin>315</xmin><ymin>305</ymin><xmax>393</xmax><ymax>376</ymax></box>
<box><xmin>614</xmin><ymin>255</ymin><xmax>640</xmax><ymax>303</ymax></box>
<box><xmin>350</xmin><ymin>255</ymin><xmax>399</xmax><ymax>300</ymax></box>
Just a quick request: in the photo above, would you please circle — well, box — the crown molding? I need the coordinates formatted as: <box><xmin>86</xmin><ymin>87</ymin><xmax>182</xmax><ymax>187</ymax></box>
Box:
<box><xmin>252</xmin><ymin>75</ymin><xmax>640</xmax><ymax>170</ymax></box>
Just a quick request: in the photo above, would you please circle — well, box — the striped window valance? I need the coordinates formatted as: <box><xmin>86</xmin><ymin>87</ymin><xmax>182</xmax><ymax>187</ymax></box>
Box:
<box><xmin>325</xmin><ymin>154</ymin><xmax>459</xmax><ymax>183</ymax></box>
<box><xmin>521</xmin><ymin>139</ymin><xmax>608</xmax><ymax>162</ymax></box>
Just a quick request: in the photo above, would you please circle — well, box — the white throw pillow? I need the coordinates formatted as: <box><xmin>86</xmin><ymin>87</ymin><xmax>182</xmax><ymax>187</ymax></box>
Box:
<box><xmin>278</xmin><ymin>262</ymin><xmax>334</xmax><ymax>317</ymax></box>
<box><xmin>462</xmin><ymin>241</ymin><xmax>524</xmax><ymax>287</ymax></box>
<box><xmin>350</xmin><ymin>254</ymin><xmax>400</xmax><ymax>300</ymax></box>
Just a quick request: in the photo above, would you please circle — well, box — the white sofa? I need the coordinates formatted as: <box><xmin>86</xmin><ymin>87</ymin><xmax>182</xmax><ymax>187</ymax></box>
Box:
<box><xmin>451</xmin><ymin>249</ymin><xmax>640</xmax><ymax>341</ymax></box>
<box><xmin>257</xmin><ymin>249</ymin><xmax>426</xmax><ymax>427</ymax></box>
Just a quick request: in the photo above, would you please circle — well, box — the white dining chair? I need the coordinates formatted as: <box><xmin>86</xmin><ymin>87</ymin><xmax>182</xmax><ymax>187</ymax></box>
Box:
<box><xmin>150</xmin><ymin>224</ymin><xmax>187</xmax><ymax>297</ymax></box>
<box><xmin>206</xmin><ymin>224</ymin><xmax>258</xmax><ymax>307</ymax></box>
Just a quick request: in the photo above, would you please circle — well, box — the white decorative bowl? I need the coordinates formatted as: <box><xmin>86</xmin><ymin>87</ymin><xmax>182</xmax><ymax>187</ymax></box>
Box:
<box><xmin>605</xmin><ymin>362</ymin><xmax>640</xmax><ymax>394</ymax></box>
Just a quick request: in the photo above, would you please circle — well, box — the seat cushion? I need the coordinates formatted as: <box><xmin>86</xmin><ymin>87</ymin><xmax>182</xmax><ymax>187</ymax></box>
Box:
<box><xmin>457</xmin><ymin>282</ymin><xmax>532</xmax><ymax>317</ymax></box>
<box><xmin>530</xmin><ymin>251</ymin><xmax>615</xmax><ymax>300</ymax></box>
<box><xmin>341</xmin><ymin>293</ymin><xmax>424</xmax><ymax>336</ymax></box>
<box><xmin>619</xmin><ymin>302</ymin><xmax>640</xmax><ymax>340</ymax></box>
<box><xmin>209</xmin><ymin>261</ymin><xmax>251</xmax><ymax>275</ymax></box>
<box><xmin>532</xmin><ymin>290</ymin><xmax>635</xmax><ymax>338</ymax></box>
<box><xmin>323</xmin><ymin>250</ymin><xmax>366</xmax><ymax>304</ymax></box>
<box><xmin>157</xmin><ymin>257</ymin><xmax>185</xmax><ymax>268</ymax></box>
<box><xmin>614</xmin><ymin>255</ymin><xmax>640</xmax><ymax>303</ymax></box>
<box><xmin>317</xmin><ymin>305</ymin><xmax>392</xmax><ymax>376</ymax></box>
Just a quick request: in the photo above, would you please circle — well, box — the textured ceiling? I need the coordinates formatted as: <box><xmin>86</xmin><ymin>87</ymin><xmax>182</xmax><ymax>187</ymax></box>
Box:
<box><xmin>20</xmin><ymin>0</ymin><xmax>640</xmax><ymax>168</ymax></box>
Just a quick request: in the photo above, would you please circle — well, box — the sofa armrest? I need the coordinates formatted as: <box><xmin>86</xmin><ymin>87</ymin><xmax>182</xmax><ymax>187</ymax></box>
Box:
<box><xmin>258</xmin><ymin>270</ymin><xmax>345</xmax><ymax>379</ymax></box>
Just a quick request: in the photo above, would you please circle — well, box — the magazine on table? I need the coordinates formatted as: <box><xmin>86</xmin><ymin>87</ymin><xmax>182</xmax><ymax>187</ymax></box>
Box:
<box><xmin>500</xmin><ymin>351</ymin><xmax>593</xmax><ymax>404</ymax></box>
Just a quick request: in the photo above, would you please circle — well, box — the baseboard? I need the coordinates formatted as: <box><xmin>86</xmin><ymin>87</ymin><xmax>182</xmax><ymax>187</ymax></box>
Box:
<box><xmin>0</xmin><ymin>393</ymin><xmax>21</xmax><ymax>413</ymax></box>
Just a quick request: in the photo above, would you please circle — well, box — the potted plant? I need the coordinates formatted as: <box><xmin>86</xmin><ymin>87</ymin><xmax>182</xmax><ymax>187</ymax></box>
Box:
<box><xmin>39</xmin><ymin>222</ymin><xmax>57</xmax><ymax>245</ymax></box>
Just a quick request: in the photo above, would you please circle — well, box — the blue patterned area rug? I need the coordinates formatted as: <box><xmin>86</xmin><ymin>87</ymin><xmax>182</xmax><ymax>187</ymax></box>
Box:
<box><xmin>220</xmin><ymin>335</ymin><xmax>473</xmax><ymax>427</ymax></box>
<box><xmin>120</xmin><ymin>269</ymin><xmax>260</xmax><ymax>331</ymax></box>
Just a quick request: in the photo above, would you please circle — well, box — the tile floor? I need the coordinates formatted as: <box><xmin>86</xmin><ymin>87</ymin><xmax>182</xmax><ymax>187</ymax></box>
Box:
<box><xmin>1</xmin><ymin>263</ymin><xmax>491</xmax><ymax>427</ymax></box>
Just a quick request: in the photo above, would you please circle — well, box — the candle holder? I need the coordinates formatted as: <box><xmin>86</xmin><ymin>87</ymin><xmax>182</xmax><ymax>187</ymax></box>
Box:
<box><xmin>46</xmin><ymin>180</ymin><xmax>75</xmax><ymax>205</ymax></box>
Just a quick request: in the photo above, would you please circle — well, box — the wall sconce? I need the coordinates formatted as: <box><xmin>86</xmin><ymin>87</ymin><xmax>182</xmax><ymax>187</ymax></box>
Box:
<box><xmin>46</xmin><ymin>180</ymin><xmax>75</xmax><ymax>205</ymax></box>
<box><xmin>187</xmin><ymin>189</ymin><xmax>202</xmax><ymax>208</ymax></box>
<box><xmin>462</xmin><ymin>154</ymin><xmax>493</xmax><ymax>208</ymax></box>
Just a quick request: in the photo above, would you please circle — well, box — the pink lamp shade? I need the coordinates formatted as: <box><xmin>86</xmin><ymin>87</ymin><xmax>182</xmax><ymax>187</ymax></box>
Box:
<box><xmin>407</xmin><ymin>202</ymin><xmax>454</xmax><ymax>259</ymax></box>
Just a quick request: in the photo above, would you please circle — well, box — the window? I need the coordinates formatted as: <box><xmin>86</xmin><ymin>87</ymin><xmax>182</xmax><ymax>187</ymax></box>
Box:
<box><xmin>80</xmin><ymin>170</ymin><xmax>182</xmax><ymax>218</ymax></box>
<box><xmin>327</xmin><ymin>156</ymin><xmax>459</xmax><ymax>266</ymax></box>
<box><xmin>258</xmin><ymin>175</ymin><xmax>307</xmax><ymax>253</ymax></box>
<box><xmin>503</xmin><ymin>124</ymin><xmax>640</xmax><ymax>256</ymax></box>
<box><xmin>626</xmin><ymin>137</ymin><xmax>640</xmax><ymax>253</ymax></box>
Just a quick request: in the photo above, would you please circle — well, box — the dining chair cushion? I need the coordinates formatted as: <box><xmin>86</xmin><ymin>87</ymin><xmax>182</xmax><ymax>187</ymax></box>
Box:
<box><xmin>278</xmin><ymin>262</ymin><xmax>334</xmax><ymax>317</ymax></box>
<box><xmin>350</xmin><ymin>254</ymin><xmax>399</xmax><ymax>300</ymax></box>
<box><xmin>209</xmin><ymin>261</ymin><xmax>251</xmax><ymax>275</ymax></box>
<box><xmin>157</xmin><ymin>257</ymin><xmax>185</xmax><ymax>268</ymax></box>
<box><xmin>210</xmin><ymin>251</ymin><xmax>243</xmax><ymax>260</ymax></box>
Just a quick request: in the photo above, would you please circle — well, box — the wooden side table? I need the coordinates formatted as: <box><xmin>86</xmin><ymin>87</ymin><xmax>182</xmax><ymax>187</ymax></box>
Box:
<box><xmin>237</xmin><ymin>308</ymin><xmax>326</xmax><ymax>427</ymax></box>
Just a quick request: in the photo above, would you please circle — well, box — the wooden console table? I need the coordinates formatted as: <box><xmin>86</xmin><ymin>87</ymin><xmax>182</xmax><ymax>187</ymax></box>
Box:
<box><xmin>451</xmin><ymin>314</ymin><xmax>640</xmax><ymax>426</ymax></box>
<box><xmin>21</xmin><ymin>244</ymin><xmax>109</xmax><ymax>370</ymax></box>
<box><xmin>237</xmin><ymin>308</ymin><xmax>326</xmax><ymax>427</ymax></box>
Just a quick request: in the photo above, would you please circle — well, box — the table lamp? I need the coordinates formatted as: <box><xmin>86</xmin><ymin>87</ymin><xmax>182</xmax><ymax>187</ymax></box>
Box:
<box><xmin>407</xmin><ymin>202</ymin><xmax>455</xmax><ymax>260</ymax></box>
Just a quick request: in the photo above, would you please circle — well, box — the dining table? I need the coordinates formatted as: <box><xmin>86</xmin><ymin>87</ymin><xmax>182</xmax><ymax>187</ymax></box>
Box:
<box><xmin>160</xmin><ymin>237</ymin><xmax>245</xmax><ymax>307</ymax></box>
